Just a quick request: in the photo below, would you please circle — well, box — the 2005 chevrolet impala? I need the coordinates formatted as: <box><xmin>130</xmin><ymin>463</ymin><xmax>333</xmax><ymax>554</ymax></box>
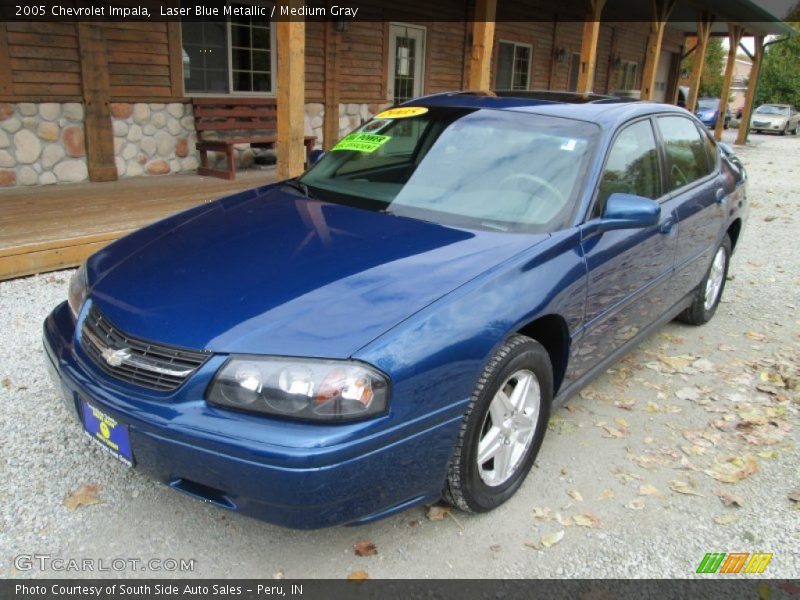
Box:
<box><xmin>44</xmin><ymin>91</ymin><xmax>747</xmax><ymax>528</ymax></box>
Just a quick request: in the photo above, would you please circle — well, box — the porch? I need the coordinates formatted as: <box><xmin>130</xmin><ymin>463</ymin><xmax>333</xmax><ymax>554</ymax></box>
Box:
<box><xmin>0</xmin><ymin>168</ymin><xmax>275</xmax><ymax>280</ymax></box>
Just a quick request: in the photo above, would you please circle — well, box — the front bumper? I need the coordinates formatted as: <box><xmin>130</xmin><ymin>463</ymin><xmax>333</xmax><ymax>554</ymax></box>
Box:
<box><xmin>44</xmin><ymin>301</ymin><xmax>461</xmax><ymax>529</ymax></box>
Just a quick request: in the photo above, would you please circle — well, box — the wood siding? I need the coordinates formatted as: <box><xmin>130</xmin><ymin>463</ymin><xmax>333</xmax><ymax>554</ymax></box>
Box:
<box><xmin>1</xmin><ymin>21</ymin><xmax>181</xmax><ymax>101</ymax></box>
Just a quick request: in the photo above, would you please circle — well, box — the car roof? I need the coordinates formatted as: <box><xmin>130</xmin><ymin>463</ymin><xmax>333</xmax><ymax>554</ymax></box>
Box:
<box><xmin>405</xmin><ymin>90</ymin><xmax>691</xmax><ymax>128</ymax></box>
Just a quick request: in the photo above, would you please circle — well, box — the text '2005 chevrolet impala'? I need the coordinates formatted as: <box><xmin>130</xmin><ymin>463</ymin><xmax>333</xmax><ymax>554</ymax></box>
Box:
<box><xmin>44</xmin><ymin>91</ymin><xmax>747</xmax><ymax>529</ymax></box>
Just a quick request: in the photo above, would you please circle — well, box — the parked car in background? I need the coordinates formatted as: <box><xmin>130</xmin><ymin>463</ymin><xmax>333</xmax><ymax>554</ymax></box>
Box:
<box><xmin>44</xmin><ymin>92</ymin><xmax>748</xmax><ymax>529</ymax></box>
<box><xmin>750</xmin><ymin>104</ymin><xmax>799</xmax><ymax>135</ymax></box>
<box><xmin>695</xmin><ymin>97</ymin><xmax>731</xmax><ymax>129</ymax></box>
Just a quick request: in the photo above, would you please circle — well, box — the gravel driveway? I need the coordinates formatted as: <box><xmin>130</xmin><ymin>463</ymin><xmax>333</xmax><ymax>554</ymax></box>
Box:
<box><xmin>1</xmin><ymin>131</ymin><xmax>798</xmax><ymax>579</ymax></box>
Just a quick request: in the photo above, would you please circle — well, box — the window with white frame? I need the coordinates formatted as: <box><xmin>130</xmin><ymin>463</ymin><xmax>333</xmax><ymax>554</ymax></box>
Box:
<box><xmin>619</xmin><ymin>60</ymin><xmax>638</xmax><ymax>90</ymax></box>
<box><xmin>496</xmin><ymin>41</ymin><xmax>531</xmax><ymax>90</ymax></box>
<box><xmin>182</xmin><ymin>2</ymin><xmax>274</xmax><ymax>95</ymax></box>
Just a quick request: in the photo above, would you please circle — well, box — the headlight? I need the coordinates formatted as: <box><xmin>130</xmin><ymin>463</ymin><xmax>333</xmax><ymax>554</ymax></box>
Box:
<box><xmin>206</xmin><ymin>357</ymin><xmax>390</xmax><ymax>422</ymax></box>
<box><xmin>67</xmin><ymin>263</ymin><xmax>89</xmax><ymax>318</ymax></box>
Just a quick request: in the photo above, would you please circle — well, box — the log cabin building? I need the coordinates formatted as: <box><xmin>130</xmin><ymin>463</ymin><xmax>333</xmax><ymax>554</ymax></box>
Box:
<box><xmin>0</xmin><ymin>0</ymin><xmax>790</xmax><ymax>190</ymax></box>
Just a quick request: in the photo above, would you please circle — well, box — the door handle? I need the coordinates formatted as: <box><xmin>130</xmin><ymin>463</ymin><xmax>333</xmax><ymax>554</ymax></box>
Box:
<box><xmin>715</xmin><ymin>188</ymin><xmax>726</xmax><ymax>204</ymax></box>
<box><xmin>659</xmin><ymin>216</ymin><xmax>676</xmax><ymax>234</ymax></box>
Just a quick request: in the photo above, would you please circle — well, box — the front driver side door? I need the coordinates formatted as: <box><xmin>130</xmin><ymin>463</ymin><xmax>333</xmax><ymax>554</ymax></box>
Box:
<box><xmin>568</xmin><ymin>118</ymin><xmax>680</xmax><ymax>384</ymax></box>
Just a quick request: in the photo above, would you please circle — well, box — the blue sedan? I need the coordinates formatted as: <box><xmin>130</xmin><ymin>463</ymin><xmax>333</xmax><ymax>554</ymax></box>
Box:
<box><xmin>44</xmin><ymin>91</ymin><xmax>747</xmax><ymax>528</ymax></box>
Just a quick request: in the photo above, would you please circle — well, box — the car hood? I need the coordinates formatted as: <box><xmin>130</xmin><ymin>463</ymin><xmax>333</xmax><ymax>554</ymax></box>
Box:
<box><xmin>752</xmin><ymin>113</ymin><xmax>786</xmax><ymax>122</ymax></box>
<box><xmin>87</xmin><ymin>185</ymin><xmax>545</xmax><ymax>358</ymax></box>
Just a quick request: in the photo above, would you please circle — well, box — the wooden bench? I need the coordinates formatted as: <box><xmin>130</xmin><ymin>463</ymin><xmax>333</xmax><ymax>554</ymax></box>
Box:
<box><xmin>193</xmin><ymin>98</ymin><xmax>316</xmax><ymax>180</ymax></box>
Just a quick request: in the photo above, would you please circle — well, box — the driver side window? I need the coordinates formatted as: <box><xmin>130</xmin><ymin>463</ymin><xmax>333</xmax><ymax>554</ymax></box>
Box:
<box><xmin>595</xmin><ymin>120</ymin><xmax>661</xmax><ymax>217</ymax></box>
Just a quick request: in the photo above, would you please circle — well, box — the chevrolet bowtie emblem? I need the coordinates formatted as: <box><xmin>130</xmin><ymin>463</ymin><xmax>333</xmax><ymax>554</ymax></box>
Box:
<box><xmin>101</xmin><ymin>347</ymin><xmax>131</xmax><ymax>368</ymax></box>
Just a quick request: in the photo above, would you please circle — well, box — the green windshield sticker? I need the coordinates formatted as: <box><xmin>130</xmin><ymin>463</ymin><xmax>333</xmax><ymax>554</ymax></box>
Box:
<box><xmin>331</xmin><ymin>133</ymin><xmax>391</xmax><ymax>153</ymax></box>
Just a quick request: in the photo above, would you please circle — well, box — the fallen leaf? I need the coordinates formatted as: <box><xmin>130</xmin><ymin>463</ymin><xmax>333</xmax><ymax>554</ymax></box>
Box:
<box><xmin>668</xmin><ymin>479</ymin><xmax>703</xmax><ymax>496</ymax></box>
<box><xmin>639</xmin><ymin>484</ymin><xmax>661</xmax><ymax>496</ymax></box>
<box><xmin>353</xmin><ymin>540</ymin><xmax>377</xmax><ymax>557</ymax></box>
<box><xmin>705</xmin><ymin>456</ymin><xmax>759</xmax><ymax>484</ymax></box>
<box><xmin>532</xmin><ymin>506</ymin><xmax>553</xmax><ymax>520</ymax></box>
<box><xmin>715</xmin><ymin>514</ymin><xmax>737</xmax><ymax>526</ymax></box>
<box><xmin>560</xmin><ymin>467</ymin><xmax>569</xmax><ymax>476</ymax></box>
<box><xmin>596</xmin><ymin>488</ymin><xmax>615</xmax><ymax>500</ymax></box>
<box><xmin>788</xmin><ymin>489</ymin><xmax>800</xmax><ymax>504</ymax></box>
<box><xmin>715</xmin><ymin>490</ymin><xmax>744</xmax><ymax>508</ymax></box>
<box><xmin>625</xmin><ymin>498</ymin><xmax>645</xmax><ymax>510</ymax></box>
<box><xmin>757</xmin><ymin>450</ymin><xmax>779</xmax><ymax>459</ymax></box>
<box><xmin>489</xmin><ymin>544</ymin><xmax>501</xmax><ymax>552</ymax></box>
<box><xmin>568</xmin><ymin>489</ymin><xmax>583</xmax><ymax>502</ymax></box>
<box><xmin>603</xmin><ymin>425</ymin><xmax>626</xmax><ymax>438</ymax></box>
<box><xmin>346</xmin><ymin>570</ymin><xmax>370</xmax><ymax>580</ymax></box>
<box><xmin>64</xmin><ymin>484</ymin><xmax>103</xmax><ymax>511</ymax></box>
<box><xmin>1</xmin><ymin>377</ymin><xmax>10</xmax><ymax>388</ymax></box>
<box><xmin>524</xmin><ymin>541</ymin><xmax>541</xmax><ymax>550</ymax></box>
<box><xmin>573</xmin><ymin>513</ymin><xmax>601</xmax><ymax>528</ymax></box>
<box><xmin>614</xmin><ymin>398</ymin><xmax>636</xmax><ymax>410</ymax></box>
<box><xmin>426</xmin><ymin>504</ymin><xmax>451</xmax><ymax>521</ymax></box>
<box><xmin>540</xmin><ymin>530</ymin><xmax>565</xmax><ymax>548</ymax></box>
<box><xmin>745</xmin><ymin>331</ymin><xmax>767</xmax><ymax>342</ymax></box>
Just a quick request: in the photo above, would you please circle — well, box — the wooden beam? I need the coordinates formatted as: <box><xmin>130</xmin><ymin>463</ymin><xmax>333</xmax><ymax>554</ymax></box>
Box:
<box><xmin>576</xmin><ymin>0</ymin><xmax>607</xmax><ymax>94</ymax></box>
<box><xmin>548</xmin><ymin>16</ymin><xmax>559</xmax><ymax>90</ymax></box>
<box><xmin>77</xmin><ymin>24</ymin><xmax>117</xmax><ymax>182</ymax></box>
<box><xmin>276</xmin><ymin>14</ymin><xmax>306</xmax><ymax>180</ymax></box>
<box><xmin>640</xmin><ymin>0</ymin><xmax>676</xmax><ymax>100</ymax></box>
<box><xmin>736</xmin><ymin>34</ymin><xmax>764</xmax><ymax>145</ymax></box>
<box><xmin>466</xmin><ymin>0</ymin><xmax>497</xmax><ymax>90</ymax></box>
<box><xmin>167</xmin><ymin>21</ymin><xmax>183</xmax><ymax>98</ymax></box>
<box><xmin>322</xmin><ymin>21</ymin><xmax>340</xmax><ymax>151</ymax></box>
<box><xmin>714</xmin><ymin>24</ymin><xmax>744</xmax><ymax>140</ymax></box>
<box><xmin>686</xmin><ymin>11</ymin><xmax>714</xmax><ymax>113</ymax></box>
<box><xmin>0</xmin><ymin>24</ymin><xmax>12</xmax><ymax>96</ymax></box>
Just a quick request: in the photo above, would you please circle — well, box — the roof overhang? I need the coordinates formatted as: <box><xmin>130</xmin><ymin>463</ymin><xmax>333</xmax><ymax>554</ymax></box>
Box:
<box><xmin>605</xmin><ymin>0</ymin><xmax>795</xmax><ymax>37</ymax></box>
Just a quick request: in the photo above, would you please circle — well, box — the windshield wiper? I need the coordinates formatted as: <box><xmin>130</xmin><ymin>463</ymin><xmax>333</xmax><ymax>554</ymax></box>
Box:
<box><xmin>283</xmin><ymin>179</ymin><xmax>311</xmax><ymax>198</ymax></box>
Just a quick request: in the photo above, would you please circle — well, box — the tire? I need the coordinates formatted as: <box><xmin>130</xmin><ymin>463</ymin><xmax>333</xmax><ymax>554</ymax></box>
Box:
<box><xmin>780</xmin><ymin>124</ymin><xmax>788</xmax><ymax>136</ymax></box>
<box><xmin>444</xmin><ymin>334</ymin><xmax>552</xmax><ymax>513</ymax></box>
<box><xmin>677</xmin><ymin>235</ymin><xmax>732</xmax><ymax>326</ymax></box>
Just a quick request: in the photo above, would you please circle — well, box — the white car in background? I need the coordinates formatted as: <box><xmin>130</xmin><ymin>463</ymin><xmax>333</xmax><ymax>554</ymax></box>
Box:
<box><xmin>750</xmin><ymin>104</ymin><xmax>800</xmax><ymax>135</ymax></box>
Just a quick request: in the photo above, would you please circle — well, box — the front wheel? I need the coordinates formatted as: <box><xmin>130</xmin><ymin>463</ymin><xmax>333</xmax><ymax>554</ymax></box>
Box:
<box><xmin>677</xmin><ymin>235</ymin><xmax>731</xmax><ymax>325</ymax></box>
<box><xmin>444</xmin><ymin>335</ymin><xmax>552</xmax><ymax>513</ymax></box>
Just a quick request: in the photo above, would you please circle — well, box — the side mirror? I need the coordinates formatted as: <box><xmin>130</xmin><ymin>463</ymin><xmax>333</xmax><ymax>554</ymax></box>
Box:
<box><xmin>595</xmin><ymin>193</ymin><xmax>661</xmax><ymax>232</ymax></box>
<box><xmin>309</xmin><ymin>149</ymin><xmax>326</xmax><ymax>165</ymax></box>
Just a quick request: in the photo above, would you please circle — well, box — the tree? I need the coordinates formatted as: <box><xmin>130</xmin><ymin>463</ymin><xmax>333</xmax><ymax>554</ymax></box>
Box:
<box><xmin>756</xmin><ymin>19</ymin><xmax>800</xmax><ymax>107</ymax></box>
<box><xmin>681</xmin><ymin>38</ymin><xmax>726</xmax><ymax>97</ymax></box>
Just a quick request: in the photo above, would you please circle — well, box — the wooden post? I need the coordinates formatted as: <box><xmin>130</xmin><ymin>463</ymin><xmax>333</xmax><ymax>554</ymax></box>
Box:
<box><xmin>714</xmin><ymin>24</ymin><xmax>743</xmax><ymax>140</ymax></box>
<box><xmin>77</xmin><ymin>24</ymin><xmax>117</xmax><ymax>182</ymax></box>
<box><xmin>322</xmin><ymin>21</ymin><xmax>340</xmax><ymax>151</ymax></box>
<box><xmin>276</xmin><ymin>14</ymin><xmax>306</xmax><ymax>180</ymax></box>
<box><xmin>167</xmin><ymin>22</ymin><xmax>184</xmax><ymax>98</ymax></box>
<box><xmin>466</xmin><ymin>0</ymin><xmax>497</xmax><ymax>90</ymax></box>
<box><xmin>576</xmin><ymin>0</ymin><xmax>606</xmax><ymax>94</ymax></box>
<box><xmin>735</xmin><ymin>34</ymin><xmax>764</xmax><ymax>146</ymax></box>
<box><xmin>0</xmin><ymin>24</ymin><xmax>12</xmax><ymax>96</ymax></box>
<box><xmin>686</xmin><ymin>11</ymin><xmax>714</xmax><ymax>113</ymax></box>
<box><xmin>640</xmin><ymin>0</ymin><xmax>676</xmax><ymax>100</ymax></box>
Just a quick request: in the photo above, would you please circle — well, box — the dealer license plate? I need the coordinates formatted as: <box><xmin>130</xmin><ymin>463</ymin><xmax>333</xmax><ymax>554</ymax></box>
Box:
<box><xmin>81</xmin><ymin>400</ymin><xmax>134</xmax><ymax>467</ymax></box>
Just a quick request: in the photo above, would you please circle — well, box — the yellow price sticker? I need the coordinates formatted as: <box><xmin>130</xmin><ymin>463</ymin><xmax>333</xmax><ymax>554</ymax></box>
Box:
<box><xmin>374</xmin><ymin>106</ymin><xmax>429</xmax><ymax>119</ymax></box>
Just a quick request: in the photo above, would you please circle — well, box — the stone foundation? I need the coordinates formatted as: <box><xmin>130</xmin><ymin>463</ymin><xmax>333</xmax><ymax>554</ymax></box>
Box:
<box><xmin>110</xmin><ymin>102</ymin><xmax>198</xmax><ymax>178</ymax></box>
<box><xmin>0</xmin><ymin>100</ymin><xmax>396</xmax><ymax>187</ymax></box>
<box><xmin>0</xmin><ymin>102</ymin><xmax>87</xmax><ymax>186</ymax></box>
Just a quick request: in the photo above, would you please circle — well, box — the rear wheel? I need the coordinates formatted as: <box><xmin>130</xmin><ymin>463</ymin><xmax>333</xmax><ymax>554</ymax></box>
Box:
<box><xmin>677</xmin><ymin>235</ymin><xmax>731</xmax><ymax>326</ymax></box>
<box><xmin>444</xmin><ymin>335</ymin><xmax>552</xmax><ymax>513</ymax></box>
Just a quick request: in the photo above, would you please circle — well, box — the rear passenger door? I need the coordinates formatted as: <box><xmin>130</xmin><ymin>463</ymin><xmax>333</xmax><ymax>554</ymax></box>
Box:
<box><xmin>655</xmin><ymin>116</ymin><xmax>726</xmax><ymax>298</ymax></box>
<box><xmin>572</xmin><ymin>118</ymin><xmax>680</xmax><ymax>381</ymax></box>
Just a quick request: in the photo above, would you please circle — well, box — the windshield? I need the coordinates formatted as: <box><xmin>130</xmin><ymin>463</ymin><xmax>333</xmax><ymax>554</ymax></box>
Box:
<box><xmin>299</xmin><ymin>107</ymin><xmax>599</xmax><ymax>233</ymax></box>
<box><xmin>755</xmin><ymin>105</ymin><xmax>790</xmax><ymax>116</ymax></box>
<box><xmin>697</xmin><ymin>98</ymin><xmax>719</xmax><ymax>109</ymax></box>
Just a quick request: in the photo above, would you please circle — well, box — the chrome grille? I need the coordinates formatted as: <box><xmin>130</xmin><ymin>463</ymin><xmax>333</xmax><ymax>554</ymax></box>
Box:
<box><xmin>753</xmin><ymin>120</ymin><xmax>769</xmax><ymax>127</ymax></box>
<box><xmin>81</xmin><ymin>305</ymin><xmax>210</xmax><ymax>392</ymax></box>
